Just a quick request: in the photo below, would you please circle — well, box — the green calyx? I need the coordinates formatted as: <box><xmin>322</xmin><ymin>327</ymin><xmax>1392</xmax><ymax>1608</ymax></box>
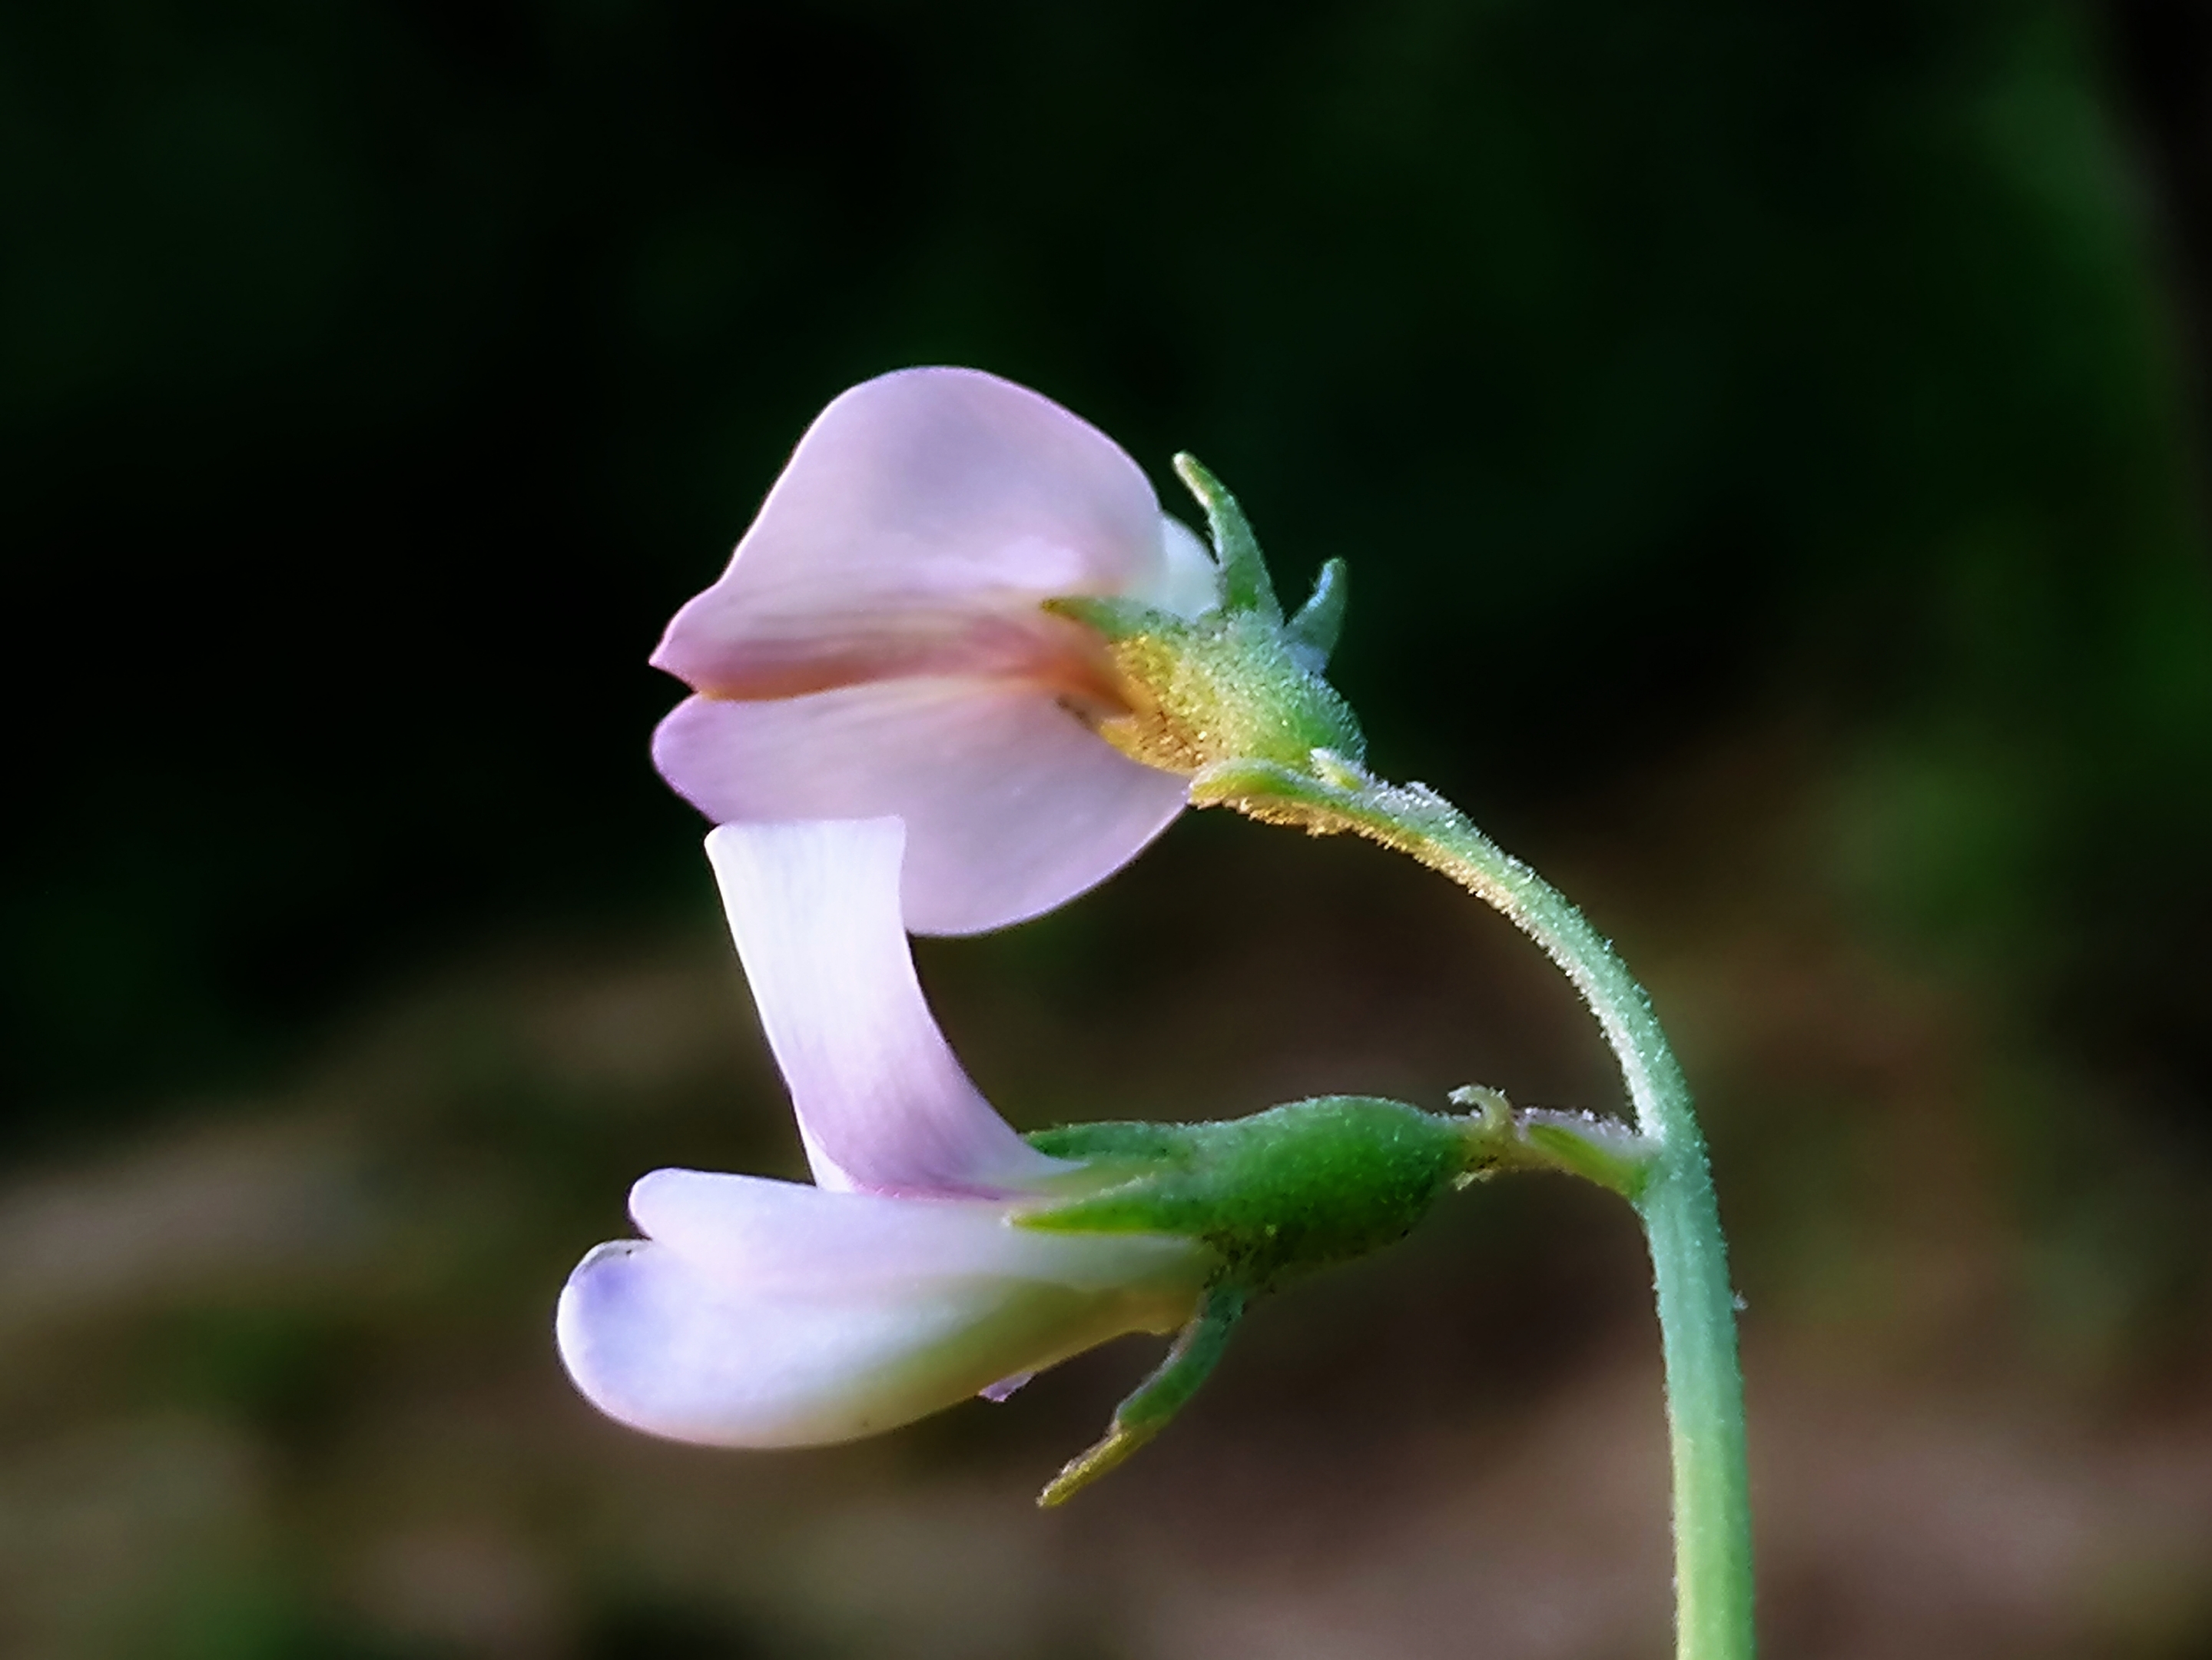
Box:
<box><xmin>1026</xmin><ymin>1097</ymin><xmax>1468</xmax><ymax>1291</ymax></box>
<box><xmin>1046</xmin><ymin>454</ymin><xmax>1364</xmax><ymax>779</ymax></box>
<box><xmin>1017</xmin><ymin>1091</ymin><xmax>1653</xmax><ymax>1505</ymax></box>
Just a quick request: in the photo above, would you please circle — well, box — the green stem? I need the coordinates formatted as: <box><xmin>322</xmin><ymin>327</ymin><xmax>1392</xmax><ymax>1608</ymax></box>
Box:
<box><xmin>1193</xmin><ymin>757</ymin><xmax>1754</xmax><ymax>1660</ymax></box>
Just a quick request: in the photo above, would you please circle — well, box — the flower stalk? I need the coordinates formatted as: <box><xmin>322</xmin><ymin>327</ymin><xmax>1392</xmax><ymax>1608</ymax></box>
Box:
<box><xmin>1040</xmin><ymin>438</ymin><xmax>1753</xmax><ymax>1654</ymax></box>
<box><xmin>1191</xmin><ymin>755</ymin><xmax>1755</xmax><ymax>1660</ymax></box>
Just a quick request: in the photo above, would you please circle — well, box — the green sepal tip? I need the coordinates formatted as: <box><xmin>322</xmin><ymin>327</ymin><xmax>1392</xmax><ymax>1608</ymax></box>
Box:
<box><xmin>1037</xmin><ymin>1284</ymin><xmax>1245</xmax><ymax>1508</ymax></box>
<box><xmin>1173</xmin><ymin>453</ymin><xmax>1281</xmax><ymax>621</ymax></box>
<box><xmin>1285</xmin><ymin>556</ymin><xmax>1348</xmax><ymax>670</ymax></box>
<box><xmin>1043</xmin><ymin>593</ymin><xmax>1180</xmax><ymax>644</ymax></box>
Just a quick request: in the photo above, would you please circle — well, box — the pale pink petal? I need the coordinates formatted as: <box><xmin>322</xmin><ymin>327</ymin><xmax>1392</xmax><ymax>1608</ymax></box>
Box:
<box><xmin>626</xmin><ymin>1169</ymin><xmax>1202</xmax><ymax>1293</ymax></box>
<box><xmin>654</xmin><ymin>367</ymin><xmax>1171</xmax><ymax>699</ymax></box>
<box><xmin>706</xmin><ymin>818</ymin><xmax>1068</xmax><ymax>1196</ymax></box>
<box><xmin>662</xmin><ymin>681</ymin><xmax>1187</xmax><ymax>935</ymax></box>
<box><xmin>555</xmin><ymin>1223</ymin><xmax>1201</xmax><ymax>1448</ymax></box>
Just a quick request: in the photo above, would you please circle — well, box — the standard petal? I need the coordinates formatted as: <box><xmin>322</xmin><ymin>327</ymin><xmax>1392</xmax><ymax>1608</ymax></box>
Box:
<box><xmin>705</xmin><ymin>818</ymin><xmax>1067</xmax><ymax>1196</ymax></box>
<box><xmin>627</xmin><ymin>1169</ymin><xmax>1204</xmax><ymax>1293</ymax></box>
<box><xmin>555</xmin><ymin>1219</ymin><xmax>1204</xmax><ymax>1449</ymax></box>
<box><xmin>661</xmin><ymin>680</ymin><xmax>1186</xmax><ymax>935</ymax></box>
<box><xmin>654</xmin><ymin>367</ymin><xmax>1172</xmax><ymax>699</ymax></box>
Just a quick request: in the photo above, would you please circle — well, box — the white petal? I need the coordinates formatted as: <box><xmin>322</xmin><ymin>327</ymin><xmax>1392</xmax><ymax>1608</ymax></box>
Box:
<box><xmin>653</xmin><ymin>367</ymin><xmax>1172</xmax><ymax>699</ymax></box>
<box><xmin>555</xmin><ymin>1207</ymin><xmax>1204</xmax><ymax>1448</ymax></box>
<box><xmin>705</xmin><ymin>818</ymin><xmax>1068</xmax><ymax>1196</ymax></box>
<box><xmin>661</xmin><ymin>680</ymin><xmax>1186</xmax><ymax>935</ymax></box>
<box><xmin>1138</xmin><ymin>514</ymin><xmax>1223</xmax><ymax>619</ymax></box>
<box><xmin>628</xmin><ymin>1169</ymin><xmax>1202</xmax><ymax>1293</ymax></box>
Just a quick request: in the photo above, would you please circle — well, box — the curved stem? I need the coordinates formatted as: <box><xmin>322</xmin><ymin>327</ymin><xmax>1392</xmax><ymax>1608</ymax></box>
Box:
<box><xmin>1193</xmin><ymin>757</ymin><xmax>1754</xmax><ymax>1660</ymax></box>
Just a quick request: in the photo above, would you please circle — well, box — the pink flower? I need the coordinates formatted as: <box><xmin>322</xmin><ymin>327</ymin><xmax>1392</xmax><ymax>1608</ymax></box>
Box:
<box><xmin>651</xmin><ymin>368</ymin><xmax>1222</xmax><ymax>935</ymax></box>
<box><xmin>555</xmin><ymin>818</ymin><xmax>1211</xmax><ymax>1447</ymax></box>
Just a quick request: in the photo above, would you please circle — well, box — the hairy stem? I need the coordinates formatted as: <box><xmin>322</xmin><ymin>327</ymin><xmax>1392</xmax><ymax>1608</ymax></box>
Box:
<box><xmin>1193</xmin><ymin>756</ymin><xmax>1755</xmax><ymax>1660</ymax></box>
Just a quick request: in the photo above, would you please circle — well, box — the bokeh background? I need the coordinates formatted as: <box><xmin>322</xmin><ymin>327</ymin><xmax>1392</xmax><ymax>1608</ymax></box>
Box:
<box><xmin>5</xmin><ymin>1</ymin><xmax>2211</xmax><ymax>1655</ymax></box>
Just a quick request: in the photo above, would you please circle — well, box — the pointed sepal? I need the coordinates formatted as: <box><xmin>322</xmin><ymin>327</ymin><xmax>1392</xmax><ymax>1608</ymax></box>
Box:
<box><xmin>1173</xmin><ymin>453</ymin><xmax>1281</xmax><ymax>622</ymax></box>
<box><xmin>1043</xmin><ymin>593</ymin><xmax>1189</xmax><ymax>646</ymax></box>
<box><xmin>1038</xmin><ymin>1284</ymin><xmax>1245</xmax><ymax>1506</ymax></box>
<box><xmin>1285</xmin><ymin>557</ymin><xmax>1348</xmax><ymax>672</ymax></box>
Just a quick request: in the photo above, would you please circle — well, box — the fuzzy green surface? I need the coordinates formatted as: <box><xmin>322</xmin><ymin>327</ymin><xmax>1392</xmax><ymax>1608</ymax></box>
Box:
<box><xmin>1130</xmin><ymin>609</ymin><xmax>1365</xmax><ymax>769</ymax></box>
<box><xmin>1021</xmin><ymin>1097</ymin><xmax>1467</xmax><ymax>1293</ymax></box>
<box><xmin>1049</xmin><ymin>596</ymin><xmax>1365</xmax><ymax>777</ymax></box>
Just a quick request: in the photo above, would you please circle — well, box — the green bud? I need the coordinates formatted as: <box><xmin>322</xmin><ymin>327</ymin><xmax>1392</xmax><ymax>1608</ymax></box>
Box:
<box><xmin>1046</xmin><ymin>456</ymin><xmax>1365</xmax><ymax>779</ymax></box>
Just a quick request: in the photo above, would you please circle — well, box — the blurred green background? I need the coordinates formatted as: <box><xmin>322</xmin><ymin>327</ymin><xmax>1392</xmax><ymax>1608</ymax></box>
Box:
<box><xmin>5</xmin><ymin>0</ymin><xmax>2210</xmax><ymax>1655</ymax></box>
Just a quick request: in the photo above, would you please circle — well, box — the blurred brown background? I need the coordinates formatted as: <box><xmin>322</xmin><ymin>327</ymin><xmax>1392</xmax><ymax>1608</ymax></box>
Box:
<box><xmin>4</xmin><ymin>1</ymin><xmax>2210</xmax><ymax>1655</ymax></box>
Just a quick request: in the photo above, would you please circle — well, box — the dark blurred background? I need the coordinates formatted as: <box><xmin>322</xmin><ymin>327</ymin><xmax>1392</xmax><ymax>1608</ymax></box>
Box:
<box><xmin>3</xmin><ymin>1</ymin><xmax>2210</xmax><ymax>1655</ymax></box>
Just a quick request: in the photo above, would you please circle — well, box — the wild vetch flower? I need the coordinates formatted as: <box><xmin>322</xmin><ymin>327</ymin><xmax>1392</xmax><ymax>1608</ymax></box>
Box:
<box><xmin>589</xmin><ymin>376</ymin><xmax>1658</xmax><ymax>1502</ymax></box>
<box><xmin>586</xmin><ymin>372</ymin><xmax>1753</xmax><ymax>1645</ymax></box>
<box><xmin>555</xmin><ymin>817</ymin><xmax>1213</xmax><ymax>1449</ymax></box>
<box><xmin>555</xmin><ymin>815</ymin><xmax>1549</xmax><ymax>1499</ymax></box>
<box><xmin>651</xmin><ymin>367</ymin><xmax>1367</xmax><ymax>935</ymax></box>
<box><xmin>651</xmin><ymin>368</ymin><xmax>1220</xmax><ymax>935</ymax></box>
